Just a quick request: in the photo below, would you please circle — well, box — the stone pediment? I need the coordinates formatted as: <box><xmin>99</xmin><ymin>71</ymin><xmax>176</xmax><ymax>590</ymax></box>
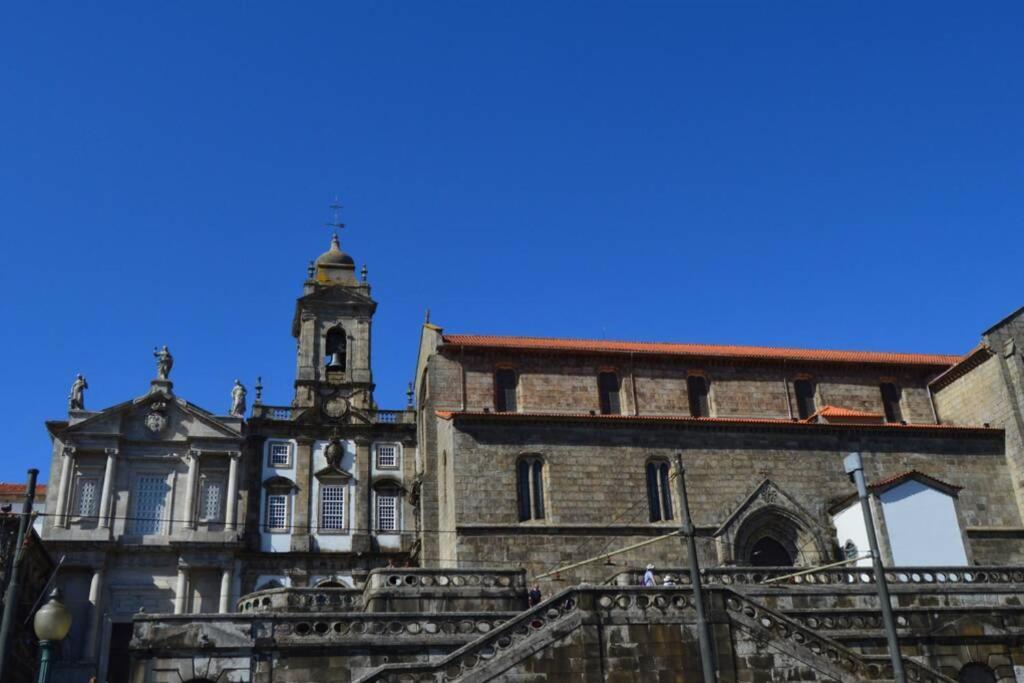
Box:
<box><xmin>314</xmin><ymin>463</ymin><xmax>352</xmax><ymax>480</ymax></box>
<box><xmin>58</xmin><ymin>387</ymin><xmax>242</xmax><ymax>444</ymax></box>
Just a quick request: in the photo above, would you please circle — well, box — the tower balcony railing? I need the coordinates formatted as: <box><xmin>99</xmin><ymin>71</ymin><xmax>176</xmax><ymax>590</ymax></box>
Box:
<box><xmin>249</xmin><ymin>405</ymin><xmax>415</xmax><ymax>424</ymax></box>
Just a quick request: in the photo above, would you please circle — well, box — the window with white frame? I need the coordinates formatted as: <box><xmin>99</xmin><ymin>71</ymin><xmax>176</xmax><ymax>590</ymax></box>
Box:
<box><xmin>376</xmin><ymin>444</ymin><xmax>399</xmax><ymax>469</ymax></box>
<box><xmin>269</xmin><ymin>442</ymin><xmax>292</xmax><ymax>467</ymax></box>
<box><xmin>266</xmin><ymin>494</ymin><xmax>289</xmax><ymax>531</ymax></box>
<box><xmin>376</xmin><ymin>489</ymin><xmax>399</xmax><ymax>532</ymax></box>
<box><xmin>74</xmin><ymin>477</ymin><xmax>99</xmax><ymax>518</ymax></box>
<box><xmin>319</xmin><ymin>483</ymin><xmax>346</xmax><ymax>531</ymax></box>
<box><xmin>199</xmin><ymin>478</ymin><xmax>224</xmax><ymax>522</ymax></box>
<box><xmin>131</xmin><ymin>475</ymin><xmax>169</xmax><ymax>535</ymax></box>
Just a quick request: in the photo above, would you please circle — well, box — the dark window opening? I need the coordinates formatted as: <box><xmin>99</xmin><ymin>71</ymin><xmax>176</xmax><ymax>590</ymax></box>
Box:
<box><xmin>749</xmin><ymin>537</ymin><xmax>794</xmax><ymax>567</ymax></box>
<box><xmin>646</xmin><ymin>461</ymin><xmax>674</xmax><ymax>522</ymax></box>
<box><xmin>325</xmin><ymin>327</ymin><xmax>347</xmax><ymax>370</ymax></box>
<box><xmin>957</xmin><ymin>663</ymin><xmax>997</xmax><ymax>683</ymax></box>
<box><xmin>495</xmin><ymin>368</ymin><xmax>518</xmax><ymax>412</ymax></box>
<box><xmin>793</xmin><ymin>379</ymin><xmax>816</xmax><ymax>419</ymax></box>
<box><xmin>880</xmin><ymin>382</ymin><xmax>903</xmax><ymax>422</ymax></box>
<box><xmin>517</xmin><ymin>457</ymin><xmax>544</xmax><ymax>521</ymax></box>
<box><xmin>687</xmin><ymin>375</ymin><xmax>709</xmax><ymax>417</ymax></box>
<box><xmin>598</xmin><ymin>372</ymin><xmax>621</xmax><ymax>415</ymax></box>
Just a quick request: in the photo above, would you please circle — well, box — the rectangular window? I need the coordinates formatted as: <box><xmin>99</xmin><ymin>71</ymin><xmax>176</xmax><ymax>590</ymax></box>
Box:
<box><xmin>75</xmin><ymin>477</ymin><xmax>99</xmax><ymax>518</ymax></box>
<box><xmin>199</xmin><ymin>479</ymin><xmax>223</xmax><ymax>522</ymax></box>
<box><xmin>495</xmin><ymin>368</ymin><xmax>518</xmax><ymax>413</ymax></box>
<box><xmin>266</xmin><ymin>494</ymin><xmax>288</xmax><ymax>531</ymax></box>
<box><xmin>880</xmin><ymin>382</ymin><xmax>903</xmax><ymax>422</ymax></box>
<box><xmin>376</xmin><ymin>493</ymin><xmax>398</xmax><ymax>532</ymax></box>
<box><xmin>376</xmin><ymin>444</ymin><xmax>399</xmax><ymax>469</ymax></box>
<box><xmin>793</xmin><ymin>379</ymin><xmax>816</xmax><ymax>420</ymax></box>
<box><xmin>517</xmin><ymin>458</ymin><xmax>545</xmax><ymax>521</ymax></box>
<box><xmin>130</xmin><ymin>475</ymin><xmax>169</xmax><ymax>535</ymax></box>
<box><xmin>269</xmin><ymin>443</ymin><xmax>291</xmax><ymax>467</ymax></box>
<box><xmin>598</xmin><ymin>372</ymin><xmax>621</xmax><ymax>415</ymax></box>
<box><xmin>319</xmin><ymin>485</ymin><xmax>345</xmax><ymax>531</ymax></box>
<box><xmin>687</xmin><ymin>375</ymin><xmax>710</xmax><ymax>417</ymax></box>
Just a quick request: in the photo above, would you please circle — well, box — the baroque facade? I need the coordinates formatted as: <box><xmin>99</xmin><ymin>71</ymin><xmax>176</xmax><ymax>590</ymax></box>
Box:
<box><xmin>37</xmin><ymin>228</ymin><xmax>1024</xmax><ymax>682</ymax></box>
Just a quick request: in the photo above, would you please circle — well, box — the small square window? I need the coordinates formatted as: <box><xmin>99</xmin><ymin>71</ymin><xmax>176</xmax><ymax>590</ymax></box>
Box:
<box><xmin>269</xmin><ymin>443</ymin><xmax>292</xmax><ymax>467</ymax></box>
<box><xmin>376</xmin><ymin>444</ymin><xmax>399</xmax><ymax>469</ymax></box>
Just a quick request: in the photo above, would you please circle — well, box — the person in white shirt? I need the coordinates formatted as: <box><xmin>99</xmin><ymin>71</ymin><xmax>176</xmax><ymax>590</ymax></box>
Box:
<box><xmin>642</xmin><ymin>563</ymin><xmax>656</xmax><ymax>586</ymax></box>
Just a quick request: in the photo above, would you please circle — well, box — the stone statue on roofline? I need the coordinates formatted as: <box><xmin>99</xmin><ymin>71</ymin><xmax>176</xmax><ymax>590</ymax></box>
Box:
<box><xmin>153</xmin><ymin>345</ymin><xmax>173</xmax><ymax>380</ymax></box>
<box><xmin>68</xmin><ymin>374</ymin><xmax>88</xmax><ymax>411</ymax></box>
<box><xmin>230</xmin><ymin>379</ymin><xmax>247</xmax><ymax>417</ymax></box>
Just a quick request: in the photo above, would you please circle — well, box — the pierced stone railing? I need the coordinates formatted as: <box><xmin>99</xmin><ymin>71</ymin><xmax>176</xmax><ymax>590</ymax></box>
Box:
<box><xmin>611</xmin><ymin>565</ymin><xmax>1024</xmax><ymax>588</ymax></box>
<box><xmin>373</xmin><ymin>409</ymin><xmax>415</xmax><ymax>424</ymax></box>
<box><xmin>250</xmin><ymin>404</ymin><xmax>296</xmax><ymax>420</ymax></box>
<box><xmin>238</xmin><ymin>586</ymin><xmax>363</xmax><ymax>613</ymax></box>
<box><xmin>365</xmin><ymin>568</ymin><xmax>525</xmax><ymax>592</ymax></box>
<box><xmin>269</xmin><ymin>612</ymin><xmax>514</xmax><ymax>647</ymax></box>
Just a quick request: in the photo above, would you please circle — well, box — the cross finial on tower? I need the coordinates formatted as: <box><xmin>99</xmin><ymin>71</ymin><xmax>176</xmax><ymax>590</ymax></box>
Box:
<box><xmin>325</xmin><ymin>196</ymin><xmax>345</xmax><ymax>235</ymax></box>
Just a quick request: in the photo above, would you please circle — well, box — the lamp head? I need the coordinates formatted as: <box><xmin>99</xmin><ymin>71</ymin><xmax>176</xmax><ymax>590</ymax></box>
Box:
<box><xmin>33</xmin><ymin>588</ymin><xmax>72</xmax><ymax>642</ymax></box>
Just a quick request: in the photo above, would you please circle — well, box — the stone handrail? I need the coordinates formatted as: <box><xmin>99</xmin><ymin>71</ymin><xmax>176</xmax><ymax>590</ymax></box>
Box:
<box><xmin>610</xmin><ymin>565</ymin><xmax>1024</xmax><ymax>588</ymax></box>
<box><xmin>355</xmin><ymin>588</ymin><xmax>581</xmax><ymax>682</ymax></box>
<box><xmin>237</xmin><ymin>568</ymin><xmax>526</xmax><ymax>613</ymax></box>
<box><xmin>250</xmin><ymin>404</ymin><xmax>296</xmax><ymax>420</ymax></box>
<box><xmin>373</xmin><ymin>410</ymin><xmax>416</xmax><ymax>425</ymax></box>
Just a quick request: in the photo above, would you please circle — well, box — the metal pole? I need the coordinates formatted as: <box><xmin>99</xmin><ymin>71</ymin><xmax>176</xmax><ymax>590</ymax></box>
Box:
<box><xmin>675</xmin><ymin>454</ymin><xmax>716</xmax><ymax>683</ymax></box>
<box><xmin>0</xmin><ymin>468</ymin><xmax>39</xmax><ymax>680</ymax></box>
<box><xmin>843</xmin><ymin>452</ymin><xmax>906</xmax><ymax>683</ymax></box>
<box><xmin>35</xmin><ymin>640</ymin><xmax>53</xmax><ymax>683</ymax></box>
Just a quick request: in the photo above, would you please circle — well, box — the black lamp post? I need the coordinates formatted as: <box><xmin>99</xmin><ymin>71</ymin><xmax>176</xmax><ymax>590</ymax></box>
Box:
<box><xmin>33</xmin><ymin>588</ymin><xmax>72</xmax><ymax>683</ymax></box>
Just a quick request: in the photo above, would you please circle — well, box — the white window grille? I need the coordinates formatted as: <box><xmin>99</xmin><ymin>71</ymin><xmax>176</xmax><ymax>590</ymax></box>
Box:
<box><xmin>376</xmin><ymin>444</ymin><xmax>398</xmax><ymax>469</ymax></box>
<box><xmin>266</xmin><ymin>494</ymin><xmax>288</xmax><ymax>530</ymax></box>
<box><xmin>131</xmin><ymin>475</ymin><xmax>169</xmax><ymax>535</ymax></box>
<box><xmin>376</xmin><ymin>493</ymin><xmax>398</xmax><ymax>532</ymax></box>
<box><xmin>200</xmin><ymin>479</ymin><xmax>223</xmax><ymax>522</ymax></box>
<box><xmin>75</xmin><ymin>478</ymin><xmax>98</xmax><ymax>517</ymax></box>
<box><xmin>320</xmin><ymin>484</ymin><xmax>345</xmax><ymax>531</ymax></box>
<box><xmin>269</xmin><ymin>443</ymin><xmax>291</xmax><ymax>467</ymax></box>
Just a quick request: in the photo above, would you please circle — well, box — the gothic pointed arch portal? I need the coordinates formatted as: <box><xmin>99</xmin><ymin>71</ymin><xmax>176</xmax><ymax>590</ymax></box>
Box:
<box><xmin>713</xmin><ymin>478</ymin><xmax>833</xmax><ymax>567</ymax></box>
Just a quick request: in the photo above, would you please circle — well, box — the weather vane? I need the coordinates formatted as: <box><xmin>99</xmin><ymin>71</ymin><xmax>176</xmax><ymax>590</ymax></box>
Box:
<box><xmin>325</xmin><ymin>196</ymin><xmax>345</xmax><ymax>236</ymax></box>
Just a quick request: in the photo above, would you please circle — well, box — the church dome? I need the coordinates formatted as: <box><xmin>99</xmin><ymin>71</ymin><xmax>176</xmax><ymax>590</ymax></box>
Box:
<box><xmin>316</xmin><ymin>234</ymin><xmax>355</xmax><ymax>268</ymax></box>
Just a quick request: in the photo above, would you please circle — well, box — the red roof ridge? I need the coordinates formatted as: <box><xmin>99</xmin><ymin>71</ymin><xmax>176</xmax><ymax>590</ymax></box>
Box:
<box><xmin>803</xmin><ymin>405</ymin><xmax>885</xmax><ymax>422</ymax></box>
<box><xmin>869</xmin><ymin>469</ymin><xmax>962</xmax><ymax>493</ymax></box>
<box><xmin>441</xmin><ymin>333</ymin><xmax>962</xmax><ymax>367</ymax></box>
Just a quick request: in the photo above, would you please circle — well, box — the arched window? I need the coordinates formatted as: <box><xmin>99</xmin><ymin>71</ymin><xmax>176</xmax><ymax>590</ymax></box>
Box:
<box><xmin>325</xmin><ymin>327</ymin><xmax>347</xmax><ymax>370</ymax></box>
<box><xmin>749</xmin><ymin>537</ymin><xmax>794</xmax><ymax>567</ymax></box>
<box><xmin>646</xmin><ymin>461</ymin><xmax>674</xmax><ymax>522</ymax></box>
<box><xmin>598</xmin><ymin>371</ymin><xmax>621</xmax><ymax>415</ymax></box>
<box><xmin>687</xmin><ymin>375</ymin><xmax>709</xmax><ymax>417</ymax></box>
<box><xmin>495</xmin><ymin>368</ymin><xmax>518</xmax><ymax>412</ymax></box>
<box><xmin>958</xmin><ymin>663</ymin><xmax>997</xmax><ymax>683</ymax></box>
<box><xmin>793</xmin><ymin>378</ymin><xmax>816</xmax><ymax>419</ymax></box>
<box><xmin>517</xmin><ymin>456</ymin><xmax>545</xmax><ymax>521</ymax></box>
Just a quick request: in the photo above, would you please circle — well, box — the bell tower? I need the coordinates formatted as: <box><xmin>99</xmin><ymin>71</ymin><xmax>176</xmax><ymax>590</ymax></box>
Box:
<box><xmin>292</xmin><ymin>216</ymin><xmax>376</xmax><ymax>417</ymax></box>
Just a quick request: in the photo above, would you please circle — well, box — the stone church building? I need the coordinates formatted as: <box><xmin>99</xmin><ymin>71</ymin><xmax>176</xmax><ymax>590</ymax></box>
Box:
<box><xmin>37</xmin><ymin>229</ymin><xmax>1024</xmax><ymax>682</ymax></box>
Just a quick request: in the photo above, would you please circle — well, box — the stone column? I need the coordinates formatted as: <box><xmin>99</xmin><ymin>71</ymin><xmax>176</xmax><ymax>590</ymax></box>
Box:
<box><xmin>84</xmin><ymin>566</ymin><xmax>105</xmax><ymax>660</ymax></box>
<box><xmin>225</xmin><ymin>451</ymin><xmax>240</xmax><ymax>531</ymax></box>
<box><xmin>352</xmin><ymin>437</ymin><xmax>372</xmax><ymax>553</ymax></box>
<box><xmin>184</xmin><ymin>449</ymin><xmax>201</xmax><ymax>530</ymax></box>
<box><xmin>54</xmin><ymin>444</ymin><xmax>75</xmax><ymax>528</ymax></box>
<box><xmin>174</xmin><ymin>561</ymin><xmax>189</xmax><ymax>615</ymax></box>
<box><xmin>98</xmin><ymin>448</ymin><xmax>118</xmax><ymax>529</ymax></box>
<box><xmin>290</xmin><ymin>439</ymin><xmax>313</xmax><ymax>552</ymax></box>
<box><xmin>219</xmin><ymin>566</ymin><xmax>232</xmax><ymax>614</ymax></box>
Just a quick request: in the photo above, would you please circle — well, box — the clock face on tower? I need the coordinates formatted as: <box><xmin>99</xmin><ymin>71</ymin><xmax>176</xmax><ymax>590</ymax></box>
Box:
<box><xmin>323</xmin><ymin>394</ymin><xmax>350</xmax><ymax>419</ymax></box>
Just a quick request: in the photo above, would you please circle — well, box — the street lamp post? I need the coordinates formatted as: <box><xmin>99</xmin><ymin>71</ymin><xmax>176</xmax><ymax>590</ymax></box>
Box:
<box><xmin>33</xmin><ymin>588</ymin><xmax>72</xmax><ymax>683</ymax></box>
<box><xmin>843</xmin><ymin>452</ymin><xmax>906</xmax><ymax>683</ymax></box>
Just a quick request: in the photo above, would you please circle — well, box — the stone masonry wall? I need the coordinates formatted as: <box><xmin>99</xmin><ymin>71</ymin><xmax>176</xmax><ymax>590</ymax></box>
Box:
<box><xmin>442</xmin><ymin>419</ymin><xmax>1012</xmax><ymax>581</ymax></box>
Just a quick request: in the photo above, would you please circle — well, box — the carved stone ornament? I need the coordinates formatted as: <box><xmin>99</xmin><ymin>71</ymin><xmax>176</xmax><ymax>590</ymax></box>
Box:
<box><xmin>325</xmin><ymin>439</ymin><xmax>344</xmax><ymax>467</ymax></box>
<box><xmin>761</xmin><ymin>483</ymin><xmax>778</xmax><ymax>504</ymax></box>
<box><xmin>323</xmin><ymin>394</ymin><xmax>350</xmax><ymax>419</ymax></box>
<box><xmin>145</xmin><ymin>401</ymin><xmax>169</xmax><ymax>435</ymax></box>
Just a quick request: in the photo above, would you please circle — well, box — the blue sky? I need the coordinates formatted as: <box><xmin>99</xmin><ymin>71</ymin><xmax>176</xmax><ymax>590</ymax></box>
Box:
<box><xmin>1</xmin><ymin>3</ymin><xmax>1021</xmax><ymax>483</ymax></box>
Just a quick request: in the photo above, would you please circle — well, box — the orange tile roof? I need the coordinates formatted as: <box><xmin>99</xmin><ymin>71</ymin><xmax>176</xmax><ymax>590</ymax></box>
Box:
<box><xmin>435</xmin><ymin>410</ymin><xmax>996</xmax><ymax>434</ymax></box>
<box><xmin>0</xmin><ymin>483</ymin><xmax>47</xmax><ymax>495</ymax></box>
<box><xmin>441</xmin><ymin>334</ymin><xmax>961</xmax><ymax>367</ymax></box>
<box><xmin>869</xmin><ymin>469</ymin><xmax>961</xmax><ymax>493</ymax></box>
<box><xmin>803</xmin><ymin>405</ymin><xmax>885</xmax><ymax>422</ymax></box>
